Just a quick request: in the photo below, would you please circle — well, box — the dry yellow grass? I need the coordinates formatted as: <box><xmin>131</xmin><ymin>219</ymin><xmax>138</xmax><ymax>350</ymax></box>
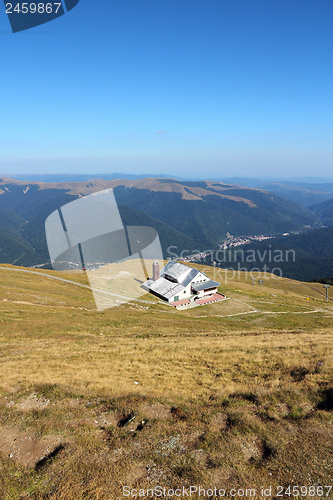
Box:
<box><xmin>0</xmin><ymin>264</ymin><xmax>332</xmax><ymax>499</ymax></box>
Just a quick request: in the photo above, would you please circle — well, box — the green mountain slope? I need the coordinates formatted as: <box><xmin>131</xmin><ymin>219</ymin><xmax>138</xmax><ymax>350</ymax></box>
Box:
<box><xmin>0</xmin><ymin>181</ymin><xmax>206</xmax><ymax>265</ymax></box>
<box><xmin>0</xmin><ymin>223</ymin><xmax>41</xmax><ymax>266</ymax></box>
<box><xmin>112</xmin><ymin>181</ymin><xmax>316</xmax><ymax>246</ymax></box>
<box><xmin>310</xmin><ymin>199</ymin><xmax>333</xmax><ymax>227</ymax></box>
<box><xmin>0</xmin><ymin>207</ymin><xmax>42</xmax><ymax>265</ymax></box>
<box><xmin>0</xmin><ymin>177</ymin><xmax>319</xmax><ymax>267</ymax></box>
<box><xmin>118</xmin><ymin>205</ymin><xmax>206</xmax><ymax>255</ymax></box>
<box><xmin>201</xmin><ymin>227</ymin><xmax>333</xmax><ymax>282</ymax></box>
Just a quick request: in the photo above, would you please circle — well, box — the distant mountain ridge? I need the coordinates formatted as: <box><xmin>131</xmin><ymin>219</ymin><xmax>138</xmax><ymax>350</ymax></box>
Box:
<box><xmin>2</xmin><ymin>173</ymin><xmax>173</xmax><ymax>183</ymax></box>
<box><xmin>221</xmin><ymin>178</ymin><xmax>333</xmax><ymax>208</ymax></box>
<box><xmin>0</xmin><ymin>176</ymin><xmax>319</xmax><ymax>269</ymax></box>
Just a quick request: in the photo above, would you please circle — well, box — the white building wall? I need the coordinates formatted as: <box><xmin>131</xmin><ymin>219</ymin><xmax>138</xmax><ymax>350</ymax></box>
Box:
<box><xmin>164</xmin><ymin>270</ymin><xmax>217</xmax><ymax>303</ymax></box>
<box><xmin>171</xmin><ymin>283</ymin><xmax>192</xmax><ymax>302</ymax></box>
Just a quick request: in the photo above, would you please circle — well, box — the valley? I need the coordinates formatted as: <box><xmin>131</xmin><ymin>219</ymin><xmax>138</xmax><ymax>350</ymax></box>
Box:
<box><xmin>1</xmin><ymin>177</ymin><xmax>328</xmax><ymax>283</ymax></box>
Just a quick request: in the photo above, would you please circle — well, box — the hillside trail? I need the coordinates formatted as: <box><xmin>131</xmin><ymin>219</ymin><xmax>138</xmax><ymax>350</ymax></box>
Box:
<box><xmin>1</xmin><ymin>266</ymin><xmax>332</xmax><ymax>318</ymax></box>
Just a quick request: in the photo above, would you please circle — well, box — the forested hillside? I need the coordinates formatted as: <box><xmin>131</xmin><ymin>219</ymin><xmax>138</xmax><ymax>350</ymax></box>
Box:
<box><xmin>200</xmin><ymin>227</ymin><xmax>333</xmax><ymax>282</ymax></box>
<box><xmin>310</xmin><ymin>199</ymin><xmax>333</xmax><ymax>227</ymax></box>
<box><xmin>0</xmin><ymin>178</ymin><xmax>324</xmax><ymax>278</ymax></box>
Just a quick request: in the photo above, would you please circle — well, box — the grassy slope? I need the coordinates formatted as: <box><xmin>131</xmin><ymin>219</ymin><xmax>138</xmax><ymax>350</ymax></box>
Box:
<box><xmin>0</xmin><ymin>264</ymin><xmax>332</xmax><ymax>499</ymax></box>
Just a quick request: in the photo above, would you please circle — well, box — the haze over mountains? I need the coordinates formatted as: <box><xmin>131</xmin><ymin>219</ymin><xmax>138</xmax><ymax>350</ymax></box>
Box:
<box><xmin>0</xmin><ymin>176</ymin><xmax>332</xmax><ymax>281</ymax></box>
<box><xmin>7</xmin><ymin>174</ymin><xmax>333</xmax><ymax>206</ymax></box>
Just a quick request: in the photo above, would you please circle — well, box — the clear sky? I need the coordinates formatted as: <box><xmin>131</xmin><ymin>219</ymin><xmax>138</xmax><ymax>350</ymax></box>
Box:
<box><xmin>1</xmin><ymin>0</ymin><xmax>332</xmax><ymax>179</ymax></box>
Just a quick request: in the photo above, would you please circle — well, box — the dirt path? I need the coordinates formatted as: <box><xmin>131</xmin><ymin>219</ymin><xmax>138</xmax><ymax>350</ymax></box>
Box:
<box><xmin>0</xmin><ymin>266</ymin><xmax>161</xmax><ymax>305</ymax></box>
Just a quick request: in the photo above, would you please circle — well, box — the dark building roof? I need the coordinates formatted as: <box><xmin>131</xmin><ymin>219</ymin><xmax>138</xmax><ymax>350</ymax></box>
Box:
<box><xmin>191</xmin><ymin>280</ymin><xmax>220</xmax><ymax>292</ymax></box>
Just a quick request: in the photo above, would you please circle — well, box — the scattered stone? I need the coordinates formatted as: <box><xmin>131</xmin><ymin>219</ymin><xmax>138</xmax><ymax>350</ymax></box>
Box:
<box><xmin>14</xmin><ymin>393</ymin><xmax>50</xmax><ymax>411</ymax></box>
<box><xmin>156</xmin><ymin>435</ymin><xmax>186</xmax><ymax>456</ymax></box>
<box><xmin>298</xmin><ymin>402</ymin><xmax>315</xmax><ymax>415</ymax></box>
<box><xmin>140</xmin><ymin>402</ymin><xmax>171</xmax><ymax>420</ymax></box>
<box><xmin>241</xmin><ymin>439</ymin><xmax>264</xmax><ymax>461</ymax></box>
<box><xmin>241</xmin><ymin>438</ymin><xmax>275</xmax><ymax>462</ymax></box>
<box><xmin>65</xmin><ymin>398</ymin><xmax>87</xmax><ymax>409</ymax></box>
<box><xmin>99</xmin><ymin>412</ymin><xmax>122</xmax><ymax>427</ymax></box>
<box><xmin>275</xmin><ymin>403</ymin><xmax>290</xmax><ymax>416</ymax></box>
<box><xmin>145</xmin><ymin>462</ymin><xmax>170</xmax><ymax>483</ymax></box>
<box><xmin>189</xmin><ymin>449</ymin><xmax>207</xmax><ymax>463</ymax></box>
<box><xmin>83</xmin><ymin>411</ymin><xmax>123</xmax><ymax>429</ymax></box>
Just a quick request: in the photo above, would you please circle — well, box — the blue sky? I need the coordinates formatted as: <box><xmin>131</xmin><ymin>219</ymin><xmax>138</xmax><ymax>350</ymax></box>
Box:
<box><xmin>1</xmin><ymin>0</ymin><xmax>332</xmax><ymax>178</ymax></box>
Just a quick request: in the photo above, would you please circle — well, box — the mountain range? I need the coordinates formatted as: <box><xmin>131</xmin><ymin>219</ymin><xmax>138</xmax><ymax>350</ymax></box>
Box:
<box><xmin>0</xmin><ymin>176</ymin><xmax>330</xmax><ymax>280</ymax></box>
<box><xmin>8</xmin><ymin>174</ymin><xmax>333</xmax><ymax>208</ymax></box>
<box><xmin>222</xmin><ymin>178</ymin><xmax>333</xmax><ymax>208</ymax></box>
<box><xmin>201</xmin><ymin>227</ymin><xmax>333</xmax><ymax>282</ymax></box>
